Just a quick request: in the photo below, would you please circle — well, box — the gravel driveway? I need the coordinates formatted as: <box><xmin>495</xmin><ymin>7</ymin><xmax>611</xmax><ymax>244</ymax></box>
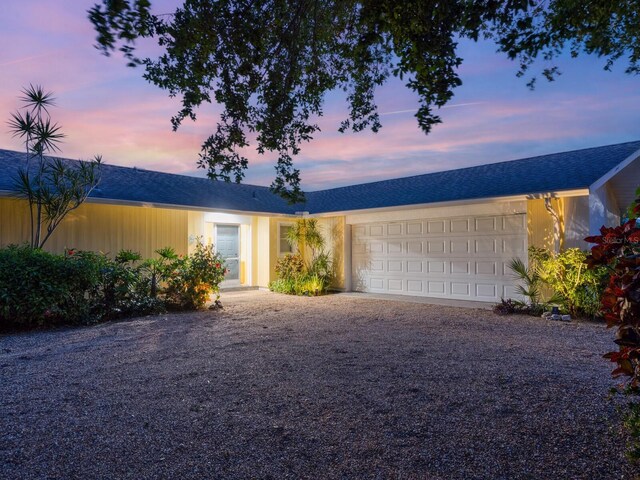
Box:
<box><xmin>1</xmin><ymin>290</ymin><xmax>637</xmax><ymax>479</ymax></box>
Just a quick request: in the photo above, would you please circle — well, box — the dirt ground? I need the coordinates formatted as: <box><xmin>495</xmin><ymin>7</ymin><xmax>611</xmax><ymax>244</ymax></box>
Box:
<box><xmin>0</xmin><ymin>290</ymin><xmax>637</xmax><ymax>479</ymax></box>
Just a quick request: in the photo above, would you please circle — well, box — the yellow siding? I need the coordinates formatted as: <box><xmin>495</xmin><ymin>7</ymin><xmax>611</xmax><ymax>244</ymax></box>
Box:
<box><xmin>254</xmin><ymin>216</ymin><xmax>271</xmax><ymax>287</ymax></box>
<box><xmin>268</xmin><ymin>217</ymin><xmax>293</xmax><ymax>282</ymax></box>
<box><xmin>0</xmin><ymin>198</ymin><xmax>189</xmax><ymax>258</ymax></box>
<box><xmin>317</xmin><ymin>216</ymin><xmax>346</xmax><ymax>290</ymax></box>
<box><xmin>187</xmin><ymin>211</ymin><xmax>205</xmax><ymax>254</ymax></box>
<box><xmin>527</xmin><ymin>198</ymin><xmax>565</xmax><ymax>251</ymax></box>
<box><xmin>240</xmin><ymin>224</ymin><xmax>250</xmax><ymax>284</ymax></box>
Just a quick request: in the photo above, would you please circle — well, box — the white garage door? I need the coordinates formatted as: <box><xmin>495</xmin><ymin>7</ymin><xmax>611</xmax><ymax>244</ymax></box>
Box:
<box><xmin>351</xmin><ymin>214</ymin><xmax>527</xmax><ymax>302</ymax></box>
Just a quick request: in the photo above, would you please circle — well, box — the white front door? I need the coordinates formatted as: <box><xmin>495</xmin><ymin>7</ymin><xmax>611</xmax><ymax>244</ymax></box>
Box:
<box><xmin>216</xmin><ymin>224</ymin><xmax>240</xmax><ymax>287</ymax></box>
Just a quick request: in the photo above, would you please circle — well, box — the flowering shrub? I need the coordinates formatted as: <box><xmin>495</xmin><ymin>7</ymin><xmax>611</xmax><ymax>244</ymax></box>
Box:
<box><xmin>163</xmin><ymin>239</ymin><xmax>227</xmax><ymax>310</ymax></box>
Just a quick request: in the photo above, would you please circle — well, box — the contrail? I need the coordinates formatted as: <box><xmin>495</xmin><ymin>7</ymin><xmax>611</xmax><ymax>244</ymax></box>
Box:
<box><xmin>0</xmin><ymin>53</ymin><xmax>52</xmax><ymax>67</ymax></box>
<box><xmin>380</xmin><ymin>102</ymin><xmax>485</xmax><ymax>116</ymax></box>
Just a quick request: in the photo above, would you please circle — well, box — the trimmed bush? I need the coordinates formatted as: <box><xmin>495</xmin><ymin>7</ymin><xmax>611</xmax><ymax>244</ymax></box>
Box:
<box><xmin>0</xmin><ymin>245</ymin><xmax>100</xmax><ymax>328</ymax></box>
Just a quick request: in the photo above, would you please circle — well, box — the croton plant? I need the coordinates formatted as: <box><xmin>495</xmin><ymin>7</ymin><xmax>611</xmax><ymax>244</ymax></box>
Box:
<box><xmin>586</xmin><ymin>191</ymin><xmax>640</xmax><ymax>388</ymax></box>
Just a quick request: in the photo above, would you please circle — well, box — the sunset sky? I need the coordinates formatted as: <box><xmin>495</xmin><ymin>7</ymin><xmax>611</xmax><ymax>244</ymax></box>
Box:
<box><xmin>1</xmin><ymin>1</ymin><xmax>638</xmax><ymax>190</ymax></box>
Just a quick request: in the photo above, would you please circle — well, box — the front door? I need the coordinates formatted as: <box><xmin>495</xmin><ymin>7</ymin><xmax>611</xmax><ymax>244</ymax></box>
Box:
<box><xmin>216</xmin><ymin>224</ymin><xmax>240</xmax><ymax>286</ymax></box>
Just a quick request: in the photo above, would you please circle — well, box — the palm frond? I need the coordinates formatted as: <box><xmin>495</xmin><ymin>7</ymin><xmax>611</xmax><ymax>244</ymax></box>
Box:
<box><xmin>20</xmin><ymin>84</ymin><xmax>56</xmax><ymax>116</ymax></box>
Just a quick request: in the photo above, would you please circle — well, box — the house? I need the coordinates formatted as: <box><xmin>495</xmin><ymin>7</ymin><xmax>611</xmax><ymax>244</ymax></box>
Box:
<box><xmin>1</xmin><ymin>141</ymin><xmax>638</xmax><ymax>303</ymax></box>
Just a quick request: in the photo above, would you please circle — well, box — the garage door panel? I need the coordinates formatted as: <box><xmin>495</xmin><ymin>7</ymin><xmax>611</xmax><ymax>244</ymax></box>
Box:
<box><xmin>451</xmin><ymin>282</ymin><xmax>471</xmax><ymax>296</ymax></box>
<box><xmin>475</xmin><ymin>217</ymin><xmax>497</xmax><ymax>232</ymax></box>
<box><xmin>387</xmin><ymin>260</ymin><xmax>403</xmax><ymax>272</ymax></box>
<box><xmin>475</xmin><ymin>238</ymin><xmax>496</xmax><ymax>253</ymax></box>
<box><xmin>450</xmin><ymin>261</ymin><xmax>469</xmax><ymax>274</ymax></box>
<box><xmin>352</xmin><ymin>213</ymin><xmax>526</xmax><ymax>302</ymax></box>
<box><xmin>407</xmin><ymin>260</ymin><xmax>424</xmax><ymax>273</ymax></box>
<box><xmin>387</xmin><ymin>223</ymin><xmax>403</xmax><ymax>235</ymax></box>
<box><xmin>407</xmin><ymin>222</ymin><xmax>423</xmax><ymax>234</ymax></box>
<box><xmin>407</xmin><ymin>241</ymin><xmax>423</xmax><ymax>254</ymax></box>
<box><xmin>503</xmin><ymin>215</ymin><xmax>526</xmax><ymax>231</ymax></box>
<box><xmin>450</xmin><ymin>219</ymin><xmax>469</xmax><ymax>233</ymax></box>
<box><xmin>475</xmin><ymin>261</ymin><xmax>497</xmax><ymax>275</ymax></box>
<box><xmin>450</xmin><ymin>240</ymin><xmax>470</xmax><ymax>254</ymax></box>
<box><xmin>388</xmin><ymin>242</ymin><xmax>403</xmax><ymax>254</ymax></box>
<box><xmin>502</xmin><ymin>237</ymin><xmax>526</xmax><ymax>254</ymax></box>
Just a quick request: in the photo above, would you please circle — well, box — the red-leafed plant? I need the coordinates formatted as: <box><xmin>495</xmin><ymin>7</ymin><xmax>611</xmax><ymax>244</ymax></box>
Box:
<box><xmin>586</xmin><ymin>193</ymin><xmax>640</xmax><ymax>385</ymax></box>
<box><xmin>586</xmin><ymin>189</ymin><xmax>640</xmax><ymax>460</ymax></box>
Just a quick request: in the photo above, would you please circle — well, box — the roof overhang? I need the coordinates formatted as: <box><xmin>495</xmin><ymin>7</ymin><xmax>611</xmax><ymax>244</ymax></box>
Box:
<box><xmin>589</xmin><ymin>147</ymin><xmax>640</xmax><ymax>191</ymax></box>
<box><xmin>0</xmin><ymin>190</ymin><xmax>298</xmax><ymax>218</ymax></box>
<box><xmin>0</xmin><ymin>187</ymin><xmax>591</xmax><ymax>218</ymax></box>
<box><xmin>309</xmin><ymin>189</ymin><xmax>589</xmax><ymax>218</ymax></box>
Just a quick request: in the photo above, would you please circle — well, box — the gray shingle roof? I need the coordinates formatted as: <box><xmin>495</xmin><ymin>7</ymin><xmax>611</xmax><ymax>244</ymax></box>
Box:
<box><xmin>304</xmin><ymin>141</ymin><xmax>640</xmax><ymax>213</ymax></box>
<box><xmin>0</xmin><ymin>149</ymin><xmax>298</xmax><ymax>215</ymax></box>
<box><xmin>0</xmin><ymin>141</ymin><xmax>638</xmax><ymax>215</ymax></box>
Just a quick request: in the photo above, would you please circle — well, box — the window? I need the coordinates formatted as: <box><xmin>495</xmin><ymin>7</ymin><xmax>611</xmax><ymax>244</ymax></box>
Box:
<box><xmin>278</xmin><ymin>223</ymin><xmax>293</xmax><ymax>255</ymax></box>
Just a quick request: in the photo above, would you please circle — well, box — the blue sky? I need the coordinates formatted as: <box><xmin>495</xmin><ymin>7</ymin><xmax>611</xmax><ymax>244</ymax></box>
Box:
<box><xmin>1</xmin><ymin>1</ymin><xmax>638</xmax><ymax>190</ymax></box>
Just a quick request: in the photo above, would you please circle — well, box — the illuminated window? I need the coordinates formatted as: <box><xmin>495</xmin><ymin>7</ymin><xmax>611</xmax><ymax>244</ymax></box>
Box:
<box><xmin>279</xmin><ymin>223</ymin><xmax>293</xmax><ymax>255</ymax></box>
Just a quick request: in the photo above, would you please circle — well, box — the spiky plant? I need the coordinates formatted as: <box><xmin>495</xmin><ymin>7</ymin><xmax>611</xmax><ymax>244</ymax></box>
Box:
<box><xmin>8</xmin><ymin>85</ymin><xmax>102</xmax><ymax>248</ymax></box>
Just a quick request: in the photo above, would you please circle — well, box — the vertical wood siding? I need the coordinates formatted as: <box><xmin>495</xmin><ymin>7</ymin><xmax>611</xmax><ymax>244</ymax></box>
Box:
<box><xmin>0</xmin><ymin>198</ymin><xmax>189</xmax><ymax>258</ymax></box>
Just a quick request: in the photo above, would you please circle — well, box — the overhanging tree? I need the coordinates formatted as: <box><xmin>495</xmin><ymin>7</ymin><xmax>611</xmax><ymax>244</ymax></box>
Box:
<box><xmin>89</xmin><ymin>1</ymin><xmax>640</xmax><ymax>202</ymax></box>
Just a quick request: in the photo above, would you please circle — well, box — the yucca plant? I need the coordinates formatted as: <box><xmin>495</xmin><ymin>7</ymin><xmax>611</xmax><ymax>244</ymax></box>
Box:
<box><xmin>8</xmin><ymin>85</ymin><xmax>102</xmax><ymax>249</ymax></box>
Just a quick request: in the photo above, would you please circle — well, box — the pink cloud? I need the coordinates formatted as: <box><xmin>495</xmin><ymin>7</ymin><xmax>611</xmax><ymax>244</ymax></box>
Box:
<box><xmin>0</xmin><ymin>0</ymin><xmax>638</xmax><ymax>193</ymax></box>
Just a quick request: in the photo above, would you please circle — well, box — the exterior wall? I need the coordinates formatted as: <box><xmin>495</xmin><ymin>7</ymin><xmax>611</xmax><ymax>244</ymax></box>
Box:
<box><xmin>589</xmin><ymin>183</ymin><xmax>620</xmax><ymax>235</ymax></box>
<box><xmin>527</xmin><ymin>198</ymin><xmax>562</xmax><ymax>252</ymax></box>
<box><xmin>563</xmin><ymin>196</ymin><xmax>590</xmax><ymax>250</ymax></box>
<box><xmin>268</xmin><ymin>217</ymin><xmax>295</xmax><ymax>283</ymax></box>
<box><xmin>0</xmin><ymin>198</ymin><xmax>189</xmax><ymax>258</ymax></box>
<box><xmin>527</xmin><ymin>195</ymin><xmax>592</xmax><ymax>252</ymax></box>
<box><xmin>317</xmin><ymin>216</ymin><xmax>346</xmax><ymax>290</ymax></box>
<box><xmin>254</xmin><ymin>216</ymin><xmax>271</xmax><ymax>287</ymax></box>
<box><xmin>187</xmin><ymin>211</ymin><xmax>205</xmax><ymax>254</ymax></box>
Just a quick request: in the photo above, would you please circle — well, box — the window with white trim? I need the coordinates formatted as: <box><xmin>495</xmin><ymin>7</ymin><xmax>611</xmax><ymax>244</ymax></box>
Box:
<box><xmin>278</xmin><ymin>223</ymin><xmax>293</xmax><ymax>255</ymax></box>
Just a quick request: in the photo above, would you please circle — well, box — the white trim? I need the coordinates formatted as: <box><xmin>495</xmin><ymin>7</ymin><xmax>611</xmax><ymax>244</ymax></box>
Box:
<box><xmin>589</xmin><ymin>148</ymin><xmax>640</xmax><ymax>191</ymax></box>
<box><xmin>311</xmin><ymin>189</ymin><xmax>588</xmax><ymax>218</ymax></box>
<box><xmin>215</xmin><ymin>223</ymin><xmax>241</xmax><ymax>287</ymax></box>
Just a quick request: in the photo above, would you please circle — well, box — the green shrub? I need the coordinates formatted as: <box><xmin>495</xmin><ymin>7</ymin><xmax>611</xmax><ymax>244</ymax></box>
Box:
<box><xmin>0</xmin><ymin>245</ymin><xmax>100</xmax><ymax>329</ymax></box>
<box><xmin>84</xmin><ymin>249</ymin><xmax>165</xmax><ymax>319</ymax></box>
<box><xmin>268</xmin><ymin>278</ymin><xmax>297</xmax><ymax>295</ymax></box>
<box><xmin>270</xmin><ymin>220</ymin><xmax>334</xmax><ymax>296</ymax></box>
<box><xmin>622</xmin><ymin>401</ymin><xmax>640</xmax><ymax>462</ymax></box>
<box><xmin>0</xmin><ymin>240</ymin><xmax>226</xmax><ymax>330</ymax></box>
<box><xmin>163</xmin><ymin>239</ymin><xmax>226</xmax><ymax>310</ymax></box>
<box><xmin>532</xmin><ymin>247</ymin><xmax>608</xmax><ymax>318</ymax></box>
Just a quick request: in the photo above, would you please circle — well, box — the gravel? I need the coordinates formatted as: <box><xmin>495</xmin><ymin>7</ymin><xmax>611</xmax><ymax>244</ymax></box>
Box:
<box><xmin>1</xmin><ymin>290</ymin><xmax>638</xmax><ymax>479</ymax></box>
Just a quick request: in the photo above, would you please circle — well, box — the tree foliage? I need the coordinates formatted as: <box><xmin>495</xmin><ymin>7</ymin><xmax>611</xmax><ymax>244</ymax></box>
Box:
<box><xmin>8</xmin><ymin>85</ymin><xmax>102</xmax><ymax>249</ymax></box>
<box><xmin>89</xmin><ymin>1</ymin><xmax>640</xmax><ymax>202</ymax></box>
